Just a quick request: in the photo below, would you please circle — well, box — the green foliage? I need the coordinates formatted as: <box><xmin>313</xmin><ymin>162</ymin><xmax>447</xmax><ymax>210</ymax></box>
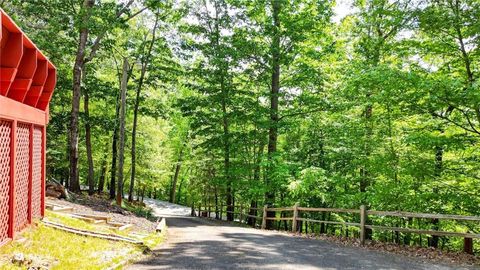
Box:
<box><xmin>2</xmin><ymin>0</ymin><xmax>479</xmax><ymax>252</ymax></box>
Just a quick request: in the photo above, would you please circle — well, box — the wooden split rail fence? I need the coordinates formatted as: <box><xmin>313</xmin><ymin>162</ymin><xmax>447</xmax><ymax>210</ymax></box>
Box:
<box><xmin>193</xmin><ymin>203</ymin><xmax>479</xmax><ymax>254</ymax></box>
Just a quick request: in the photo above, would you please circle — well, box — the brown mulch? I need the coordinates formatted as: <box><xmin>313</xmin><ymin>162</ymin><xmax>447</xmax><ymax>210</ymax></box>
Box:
<box><xmin>47</xmin><ymin>194</ymin><xmax>157</xmax><ymax>232</ymax></box>
<box><xmin>294</xmin><ymin>233</ymin><xmax>480</xmax><ymax>267</ymax></box>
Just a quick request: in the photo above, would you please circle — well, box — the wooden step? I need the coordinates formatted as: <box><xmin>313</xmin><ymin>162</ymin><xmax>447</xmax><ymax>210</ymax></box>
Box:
<box><xmin>69</xmin><ymin>214</ymin><xmax>106</xmax><ymax>224</ymax></box>
<box><xmin>75</xmin><ymin>213</ymin><xmax>111</xmax><ymax>221</ymax></box>
<box><xmin>46</xmin><ymin>204</ymin><xmax>74</xmax><ymax>212</ymax></box>
<box><xmin>107</xmin><ymin>221</ymin><xmax>133</xmax><ymax>231</ymax></box>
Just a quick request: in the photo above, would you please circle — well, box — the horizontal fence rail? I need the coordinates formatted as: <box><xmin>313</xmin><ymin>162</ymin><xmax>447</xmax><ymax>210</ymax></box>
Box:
<box><xmin>192</xmin><ymin>202</ymin><xmax>479</xmax><ymax>254</ymax></box>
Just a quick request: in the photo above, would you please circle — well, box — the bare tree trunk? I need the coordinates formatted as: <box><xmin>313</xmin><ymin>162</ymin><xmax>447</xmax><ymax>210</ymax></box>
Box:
<box><xmin>109</xmin><ymin>91</ymin><xmax>120</xmax><ymax>199</ymax></box>
<box><xmin>69</xmin><ymin>0</ymin><xmax>94</xmax><ymax>192</ymax></box>
<box><xmin>84</xmin><ymin>87</ymin><xmax>95</xmax><ymax>195</ymax></box>
<box><xmin>248</xmin><ymin>201</ymin><xmax>257</xmax><ymax>227</ymax></box>
<box><xmin>248</xmin><ymin>139</ymin><xmax>264</xmax><ymax>226</ymax></box>
<box><xmin>429</xmin><ymin>145</ymin><xmax>443</xmax><ymax>248</ymax></box>
<box><xmin>169</xmin><ymin>148</ymin><xmax>183</xmax><ymax>203</ymax></box>
<box><xmin>129</xmin><ymin>14</ymin><xmax>159</xmax><ymax>202</ymax></box>
<box><xmin>176</xmin><ymin>170</ymin><xmax>188</xmax><ymax>204</ymax></box>
<box><xmin>266</xmin><ymin>0</ymin><xmax>281</xmax><ymax>229</ymax></box>
<box><xmin>214</xmin><ymin>186</ymin><xmax>219</xmax><ymax>219</ymax></box>
<box><xmin>222</xmin><ymin>81</ymin><xmax>233</xmax><ymax>221</ymax></box>
<box><xmin>116</xmin><ymin>58</ymin><xmax>129</xmax><ymax>206</ymax></box>
<box><xmin>360</xmin><ymin>102</ymin><xmax>372</xmax><ymax>192</ymax></box>
<box><xmin>97</xmin><ymin>155</ymin><xmax>107</xmax><ymax>194</ymax></box>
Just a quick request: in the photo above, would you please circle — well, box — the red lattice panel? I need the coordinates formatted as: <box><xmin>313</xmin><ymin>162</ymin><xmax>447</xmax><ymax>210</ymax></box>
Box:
<box><xmin>14</xmin><ymin>123</ymin><xmax>29</xmax><ymax>232</ymax></box>
<box><xmin>31</xmin><ymin>127</ymin><xmax>42</xmax><ymax>219</ymax></box>
<box><xmin>0</xmin><ymin>121</ymin><xmax>11</xmax><ymax>242</ymax></box>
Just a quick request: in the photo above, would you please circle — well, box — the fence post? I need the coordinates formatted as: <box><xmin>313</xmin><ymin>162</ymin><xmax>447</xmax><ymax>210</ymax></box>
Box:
<box><xmin>464</xmin><ymin>237</ymin><xmax>473</xmax><ymax>254</ymax></box>
<box><xmin>292</xmin><ymin>202</ymin><xmax>299</xmax><ymax>233</ymax></box>
<box><xmin>360</xmin><ymin>205</ymin><xmax>366</xmax><ymax>246</ymax></box>
<box><xmin>261</xmin><ymin>205</ymin><xmax>267</xmax><ymax>230</ymax></box>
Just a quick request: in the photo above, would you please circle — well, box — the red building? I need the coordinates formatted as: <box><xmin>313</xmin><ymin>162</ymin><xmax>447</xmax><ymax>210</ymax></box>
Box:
<box><xmin>0</xmin><ymin>8</ymin><xmax>57</xmax><ymax>245</ymax></box>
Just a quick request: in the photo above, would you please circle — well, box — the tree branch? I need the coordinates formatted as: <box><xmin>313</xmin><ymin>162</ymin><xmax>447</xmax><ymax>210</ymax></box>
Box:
<box><xmin>279</xmin><ymin>107</ymin><xmax>324</xmax><ymax>121</ymax></box>
<box><xmin>85</xmin><ymin>0</ymin><xmax>145</xmax><ymax>64</ymax></box>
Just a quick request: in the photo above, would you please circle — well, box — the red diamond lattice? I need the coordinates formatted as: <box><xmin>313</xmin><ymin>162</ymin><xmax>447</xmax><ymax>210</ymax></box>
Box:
<box><xmin>31</xmin><ymin>127</ymin><xmax>42</xmax><ymax>219</ymax></box>
<box><xmin>0</xmin><ymin>121</ymin><xmax>11</xmax><ymax>242</ymax></box>
<box><xmin>14</xmin><ymin>123</ymin><xmax>29</xmax><ymax>232</ymax></box>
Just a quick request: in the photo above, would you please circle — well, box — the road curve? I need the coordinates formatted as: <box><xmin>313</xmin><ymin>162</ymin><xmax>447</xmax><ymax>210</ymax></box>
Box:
<box><xmin>127</xmin><ymin>200</ymin><xmax>470</xmax><ymax>270</ymax></box>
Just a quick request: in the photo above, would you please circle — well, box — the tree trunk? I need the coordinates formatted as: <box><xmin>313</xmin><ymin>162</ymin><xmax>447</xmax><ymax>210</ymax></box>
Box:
<box><xmin>247</xmin><ymin>201</ymin><xmax>257</xmax><ymax>227</ymax></box>
<box><xmin>214</xmin><ymin>186</ymin><xmax>219</xmax><ymax>220</ymax></box>
<box><xmin>129</xmin><ymin>14</ymin><xmax>159</xmax><ymax>202</ymax></box>
<box><xmin>265</xmin><ymin>0</ymin><xmax>281</xmax><ymax>229</ymax></box>
<box><xmin>69</xmin><ymin>0</ymin><xmax>94</xmax><ymax>192</ymax></box>
<box><xmin>360</xmin><ymin>102</ymin><xmax>372</xmax><ymax>195</ymax></box>
<box><xmin>109</xmin><ymin>90</ymin><xmax>121</xmax><ymax>199</ymax></box>
<box><xmin>176</xmin><ymin>172</ymin><xmax>187</xmax><ymax>204</ymax></box>
<box><xmin>248</xmin><ymin>139</ymin><xmax>264</xmax><ymax>226</ymax></box>
<box><xmin>116</xmin><ymin>58</ymin><xmax>129</xmax><ymax>206</ymax></box>
<box><xmin>169</xmin><ymin>148</ymin><xmax>183</xmax><ymax>203</ymax></box>
<box><xmin>97</xmin><ymin>155</ymin><xmax>107</xmax><ymax>194</ymax></box>
<box><xmin>429</xmin><ymin>145</ymin><xmax>443</xmax><ymax>248</ymax></box>
<box><xmin>84</xmin><ymin>87</ymin><xmax>95</xmax><ymax>195</ymax></box>
<box><xmin>223</xmin><ymin>93</ymin><xmax>233</xmax><ymax>221</ymax></box>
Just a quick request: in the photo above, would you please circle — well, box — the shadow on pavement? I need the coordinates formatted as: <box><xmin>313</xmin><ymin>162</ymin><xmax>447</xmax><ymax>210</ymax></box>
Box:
<box><xmin>130</xmin><ymin>216</ymin><xmax>460</xmax><ymax>270</ymax></box>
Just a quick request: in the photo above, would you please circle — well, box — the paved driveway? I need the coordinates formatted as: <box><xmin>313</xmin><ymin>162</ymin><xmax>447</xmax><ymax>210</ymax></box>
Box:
<box><xmin>127</xmin><ymin>200</ymin><xmax>471</xmax><ymax>270</ymax></box>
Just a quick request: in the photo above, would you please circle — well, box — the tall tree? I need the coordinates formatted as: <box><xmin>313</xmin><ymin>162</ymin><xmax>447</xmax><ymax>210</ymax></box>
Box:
<box><xmin>351</xmin><ymin>0</ymin><xmax>413</xmax><ymax>200</ymax></box>
<box><xmin>117</xmin><ymin>58</ymin><xmax>130</xmax><ymax>206</ymax></box>
<box><xmin>69</xmin><ymin>0</ymin><xmax>139</xmax><ymax>192</ymax></box>
<box><xmin>264</xmin><ymin>0</ymin><xmax>282</xmax><ymax>228</ymax></box>
<box><xmin>70</xmin><ymin>0</ymin><xmax>95</xmax><ymax>192</ymax></box>
<box><xmin>129</xmin><ymin>13</ymin><xmax>161</xmax><ymax>202</ymax></box>
<box><xmin>242</xmin><ymin>0</ymin><xmax>332</xmax><ymax>228</ymax></box>
<box><xmin>179</xmin><ymin>0</ymin><xmax>240</xmax><ymax>221</ymax></box>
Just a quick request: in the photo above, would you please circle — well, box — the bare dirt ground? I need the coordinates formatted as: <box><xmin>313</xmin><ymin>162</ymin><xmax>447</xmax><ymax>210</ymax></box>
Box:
<box><xmin>127</xmin><ymin>199</ymin><xmax>477</xmax><ymax>270</ymax></box>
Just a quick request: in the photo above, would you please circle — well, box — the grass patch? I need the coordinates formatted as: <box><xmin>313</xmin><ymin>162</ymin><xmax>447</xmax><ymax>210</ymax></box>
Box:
<box><xmin>46</xmin><ymin>211</ymin><xmax>97</xmax><ymax>231</ymax></box>
<box><xmin>0</xmin><ymin>224</ymin><xmax>139</xmax><ymax>270</ymax></box>
<box><xmin>122</xmin><ymin>201</ymin><xmax>155</xmax><ymax>221</ymax></box>
<box><xmin>0</xmin><ymin>212</ymin><xmax>165</xmax><ymax>270</ymax></box>
<box><xmin>143</xmin><ymin>228</ymin><xmax>166</xmax><ymax>250</ymax></box>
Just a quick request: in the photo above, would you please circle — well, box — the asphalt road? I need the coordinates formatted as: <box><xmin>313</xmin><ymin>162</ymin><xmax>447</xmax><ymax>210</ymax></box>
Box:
<box><xmin>127</xmin><ymin>200</ymin><xmax>471</xmax><ymax>270</ymax></box>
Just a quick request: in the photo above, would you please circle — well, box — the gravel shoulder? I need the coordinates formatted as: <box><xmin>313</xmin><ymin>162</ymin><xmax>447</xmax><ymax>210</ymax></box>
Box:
<box><xmin>128</xmin><ymin>200</ymin><xmax>475</xmax><ymax>270</ymax></box>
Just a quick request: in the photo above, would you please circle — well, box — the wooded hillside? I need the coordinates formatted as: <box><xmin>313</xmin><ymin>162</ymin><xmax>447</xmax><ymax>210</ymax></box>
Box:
<box><xmin>2</xmin><ymin>0</ymin><xmax>478</xmax><ymax>252</ymax></box>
